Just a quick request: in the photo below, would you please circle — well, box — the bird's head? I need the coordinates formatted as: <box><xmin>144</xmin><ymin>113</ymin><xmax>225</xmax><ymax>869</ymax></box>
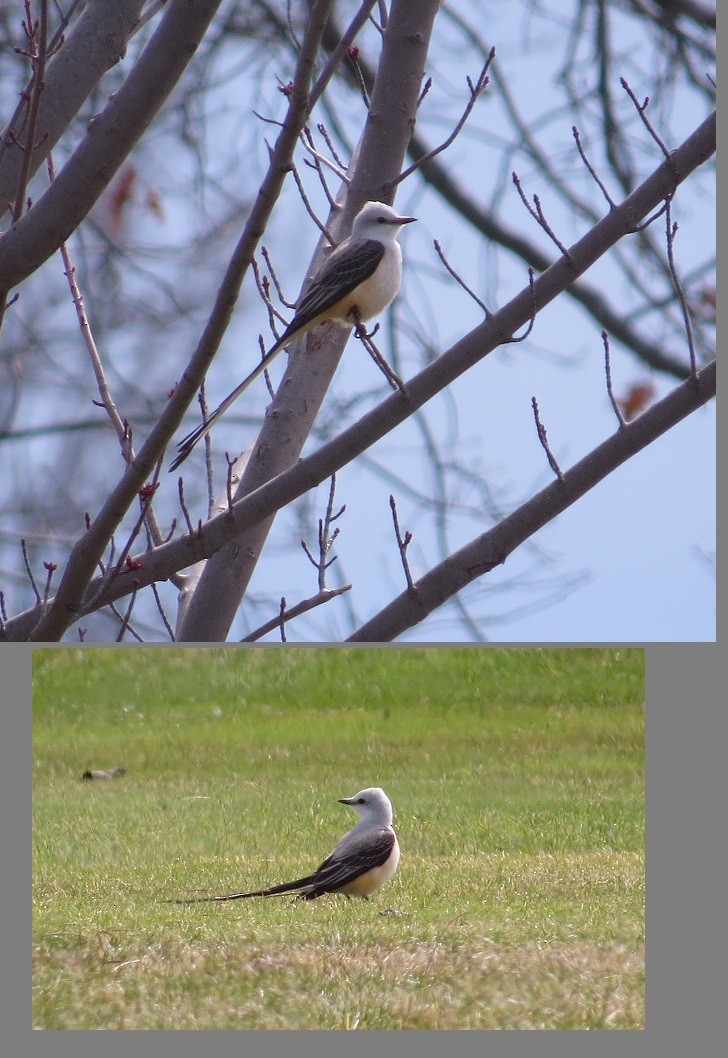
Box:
<box><xmin>352</xmin><ymin>201</ymin><xmax>416</xmax><ymax>239</ymax></box>
<box><xmin>339</xmin><ymin>787</ymin><xmax>394</xmax><ymax>825</ymax></box>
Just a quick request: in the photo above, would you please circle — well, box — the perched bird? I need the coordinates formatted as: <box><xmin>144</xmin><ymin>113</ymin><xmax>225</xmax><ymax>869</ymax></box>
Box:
<box><xmin>170</xmin><ymin>201</ymin><xmax>416</xmax><ymax>470</ymax></box>
<box><xmin>170</xmin><ymin>787</ymin><xmax>399</xmax><ymax>903</ymax></box>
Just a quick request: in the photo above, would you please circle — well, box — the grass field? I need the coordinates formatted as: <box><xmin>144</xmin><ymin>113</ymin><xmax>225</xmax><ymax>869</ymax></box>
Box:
<box><xmin>32</xmin><ymin>646</ymin><xmax>644</xmax><ymax>1030</ymax></box>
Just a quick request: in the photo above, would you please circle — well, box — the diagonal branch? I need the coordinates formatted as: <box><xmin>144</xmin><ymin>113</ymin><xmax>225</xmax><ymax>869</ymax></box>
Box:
<box><xmin>0</xmin><ymin>0</ymin><xmax>221</xmax><ymax>291</ymax></box>
<box><xmin>0</xmin><ymin>1</ymin><xmax>145</xmax><ymax>217</ymax></box>
<box><xmin>347</xmin><ymin>359</ymin><xmax>715</xmax><ymax>641</ymax></box>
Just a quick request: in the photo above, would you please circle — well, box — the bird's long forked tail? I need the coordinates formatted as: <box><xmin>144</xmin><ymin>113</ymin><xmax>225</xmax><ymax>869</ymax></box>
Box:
<box><xmin>167</xmin><ymin>873</ymin><xmax>319</xmax><ymax>904</ymax></box>
<box><xmin>169</xmin><ymin>341</ymin><xmax>287</xmax><ymax>472</ymax></box>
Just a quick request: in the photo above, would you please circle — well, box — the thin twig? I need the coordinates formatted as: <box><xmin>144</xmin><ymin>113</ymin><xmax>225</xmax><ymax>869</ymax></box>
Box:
<box><xmin>48</xmin><ymin>152</ymin><xmax>130</xmax><ymax>449</ymax></box>
<box><xmin>3</xmin><ymin>0</ymin><xmax>78</xmax><ymax>185</ymax></box>
<box><xmin>11</xmin><ymin>1</ymin><xmax>49</xmax><ymax>225</ymax></box>
<box><xmin>103</xmin><ymin>533</ymin><xmax>116</xmax><ymax>572</ymax></box>
<box><xmin>389</xmin><ymin>494</ymin><xmax>418</xmax><ymax>597</ymax></box>
<box><xmin>0</xmin><ymin>1</ymin><xmax>49</xmax><ymax>329</ymax></box>
<box><xmin>150</xmin><ymin>581</ymin><xmax>176</xmax><ymax>641</ymax></box>
<box><xmin>320</xmin><ymin>474</ymin><xmax>345</xmax><ymax>588</ymax></box>
<box><xmin>242</xmin><ymin>584</ymin><xmax>352</xmax><ymax>642</ymax></box>
<box><xmin>632</xmin><ymin>198</ymin><xmax>670</xmax><ymax>234</ymax></box>
<box><xmin>602</xmin><ymin>331</ymin><xmax>626</xmax><ymax>428</ymax></box>
<box><xmin>512</xmin><ymin>173</ymin><xmax>573</xmax><ymax>262</ymax></box>
<box><xmin>417</xmin><ymin>77</ymin><xmax>433</xmax><ymax>109</ymax></box>
<box><xmin>177</xmin><ymin>478</ymin><xmax>195</xmax><ymax>536</ymax></box>
<box><xmin>308</xmin><ymin>0</ymin><xmax>379</xmax><ymax>110</ymax></box>
<box><xmin>21</xmin><ymin>539</ymin><xmax>41</xmax><ymax>604</ymax></box>
<box><xmin>290</xmin><ymin>160</ymin><xmax>336</xmax><ymax>242</ymax></box>
<box><xmin>350</xmin><ymin>308</ymin><xmax>408</xmax><ymax>396</ymax></box>
<box><xmin>50</xmin><ymin>150</ymin><xmax>174</xmax><ymax>560</ymax></box>
<box><xmin>433</xmin><ymin>239</ymin><xmax>490</xmax><ymax>317</ymax></box>
<box><xmin>620</xmin><ymin>77</ymin><xmax>672</xmax><ymax>161</ymax></box>
<box><xmin>233</xmin><ymin>261</ymin><xmax>282</xmax><ymax>396</ymax></box>
<box><xmin>84</xmin><ymin>484</ymin><xmax>159</xmax><ymax>614</ymax></box>
<box><xmin>346</xmin><ymin>45</ymin><xmax>371</xmax><ymax>109</ymax></box>
<box><xmin>114</xmin><ymin>590</ymin><xmax>141</xmax><ymax>642</ymax></box>
<box><xmin>252</xmin><ymin>110</ymin><xmax>284</xmax><ymax>129</ymax></box>
<box><xmin>316</xmin><ymin>122</ymin><xmax>348</xmax><ymax>172</ymax></box>
<box><xmin>531</xmin><ymin>397</ymin><xmax>564</xmax><ymax>483</ymax></box>
<box><xmin>260</xmin><ymin>247</ymin><xmax>297</xmax><ymax>310</ymax></box>
<box><xmin>300</xmin><ymin>125</ymin><xmax>342</xmax><ymax>205</ymax></box>
<box><xmin>572</xmin><ymin>125</ymin><xmax>616</xmax><ymax>209</ymax></box>
<box><xmin>664</xmin><ymin>197</ymin><xmax>698</xmax><ymax>377</ymax></box>
<box><xmin>392</xmin><ymin>48</ymin><xmax>494</xmax><ymax>187</ymax></box>
<box><xmin>260</xmin><ymin>334</ymin><xmax>276</xmax><ymax>398</ymax></box>
<box><xmin>300</xmin><ymin>474</ymin><xmax>345</xmax><ymax>591</ymax></box>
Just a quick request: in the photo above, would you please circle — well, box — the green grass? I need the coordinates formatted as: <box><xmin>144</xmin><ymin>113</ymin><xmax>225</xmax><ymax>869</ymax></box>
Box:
<box><xmin>32</xmin><ymin>647</ymin><xmax>644</xmax><ymax>1029</ymax></box>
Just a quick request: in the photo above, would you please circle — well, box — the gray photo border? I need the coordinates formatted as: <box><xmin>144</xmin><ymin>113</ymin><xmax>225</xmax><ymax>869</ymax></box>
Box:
<box><xmin>8</xmin><ymin>643</ymin><xmax>723</xmax><ymax>1057</ymax></box>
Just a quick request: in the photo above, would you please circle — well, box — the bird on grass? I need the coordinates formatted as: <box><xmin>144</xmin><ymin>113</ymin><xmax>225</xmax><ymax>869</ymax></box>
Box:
<box><xmin>169</xmin><ymin>787</ymin><xmax>399</xmax><ymax>903</ymax></box>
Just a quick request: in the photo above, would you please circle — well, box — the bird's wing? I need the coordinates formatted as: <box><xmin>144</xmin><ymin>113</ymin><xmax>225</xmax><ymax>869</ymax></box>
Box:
<box><xmin>305</xmin><ymin>827</ymin><xmax>396</xmax><ymax>896</ymax></box>
<box><xmin>288</xmin><ymin>239</ymin><xmax>385</xmax><ymax>334</ymax></box>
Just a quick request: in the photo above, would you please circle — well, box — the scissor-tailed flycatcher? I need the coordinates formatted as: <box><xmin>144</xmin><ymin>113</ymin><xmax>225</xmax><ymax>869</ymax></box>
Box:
<box><xmin>171</xmin><ymin>787</ymin><xmax>399</xmax><ymax>903</ymax></box>
<box><xmin>170</xmin><ymin>201</ymin><xmax>416</xmax><ymax>471</ymax></box>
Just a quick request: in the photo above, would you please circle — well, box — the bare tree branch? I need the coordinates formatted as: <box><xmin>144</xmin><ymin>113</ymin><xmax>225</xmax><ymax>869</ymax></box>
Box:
<box><xmin>0</xmin><ymin>1</ymin><xmax>146</xmax><ymax>213</ymax></box>
<box><xmin>0</xmin><ymin>0</ymin><xmax>222</xmax><ymax>291</ymax></box>
<box><xmin>347</xmin><ymin>359</ymin><xmax>715</xmax><ymax>642</ymax></box>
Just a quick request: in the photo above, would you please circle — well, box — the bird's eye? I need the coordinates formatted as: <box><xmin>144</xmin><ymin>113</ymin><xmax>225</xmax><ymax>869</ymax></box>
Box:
<box><xmin>376</xmin><ymin>216</ymin><xmax>387</xmax><ymax>223</ymax></box>
<box><xmin>358</xmin><ymin>798</ymin><xmax>366</xmax><ymax>803</ymax></box>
